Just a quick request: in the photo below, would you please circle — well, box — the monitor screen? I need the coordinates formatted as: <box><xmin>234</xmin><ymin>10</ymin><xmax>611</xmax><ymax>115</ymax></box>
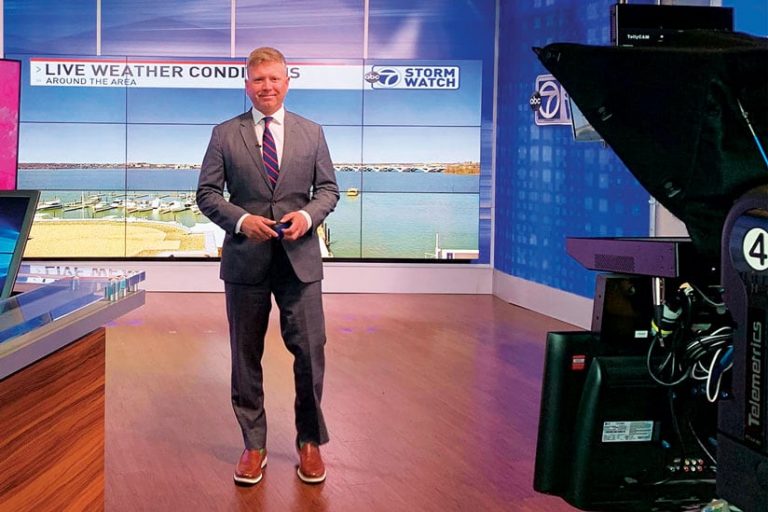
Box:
<box><xmin>0</xmin><ymin>59</ymin><xmax>21</xmax><ymax>191</ymax></box>
<box><xmin>0</xmin><ymin>190</ymin><xmax>40</xmax><ymax>298</ymax></box>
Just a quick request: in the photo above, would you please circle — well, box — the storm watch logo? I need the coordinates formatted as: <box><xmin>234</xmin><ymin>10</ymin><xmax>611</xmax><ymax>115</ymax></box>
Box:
<box><xmin>368</xmin><ymin>66</ymin><xmax>459</xmax><ymax>90</ymax></box>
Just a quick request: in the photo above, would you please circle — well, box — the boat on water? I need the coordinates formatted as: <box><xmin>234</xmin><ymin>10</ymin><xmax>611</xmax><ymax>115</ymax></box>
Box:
<box><xmin>37</xmin><ymin>199</ymin><xmax>63</xmax><ymax>211</ymax></box>
<box><xmin>93</xmin><ymin>203</ymin><xmax>118</xmax><ymax>213</ymax></box>
<box><xmin>159</xmin><ymin>201</ymin><xmax>189</xmax><ymax>214</ymax></box>
<box><xmin>346</xmin><ymin>187</ymin><xmax>359</xmax><ymax>197</ymax></box>
<box><xmin>128</xmin><ymin>200</ymin><xmax>154</xmax><ymax>213</ymax></box>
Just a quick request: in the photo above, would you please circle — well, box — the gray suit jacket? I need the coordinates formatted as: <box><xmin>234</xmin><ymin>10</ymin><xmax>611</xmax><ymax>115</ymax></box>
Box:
<box><xmin>196</xmin><ymin>109</ymin><xmax>339</xmax><ymax>284</ymax></box>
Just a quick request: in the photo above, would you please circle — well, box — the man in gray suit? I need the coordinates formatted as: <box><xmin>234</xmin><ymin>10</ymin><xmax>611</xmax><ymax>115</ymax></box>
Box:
<box><xmin>196</xmin><ymin>47</ymin><xmax>339</xmax><ymax>486</ymax></box>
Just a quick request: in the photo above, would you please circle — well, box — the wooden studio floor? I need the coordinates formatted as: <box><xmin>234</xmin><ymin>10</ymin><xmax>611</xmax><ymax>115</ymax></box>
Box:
<box><xmin>104</xmin><ymin>292</ymin><xmax>581</xmax><ymax>512</ymax></box>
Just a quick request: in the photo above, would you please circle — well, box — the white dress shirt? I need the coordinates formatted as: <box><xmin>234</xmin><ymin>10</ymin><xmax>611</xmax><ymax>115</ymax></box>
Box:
<box><xmin>253</xmin><ymin>106</ymin><xmax>285</xmax><ymax>167</ymax></box>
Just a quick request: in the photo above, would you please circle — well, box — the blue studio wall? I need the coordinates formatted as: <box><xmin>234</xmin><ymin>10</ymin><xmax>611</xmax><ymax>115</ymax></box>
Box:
<box><xmin>495</xmin><ymin>0</ymin><xmax>650</xmax><ymax>299</ymax></box>
<box><xmin>725</xmin><ymin>0</ymin><xmax>768</xmax><ymax>36</ymax></box>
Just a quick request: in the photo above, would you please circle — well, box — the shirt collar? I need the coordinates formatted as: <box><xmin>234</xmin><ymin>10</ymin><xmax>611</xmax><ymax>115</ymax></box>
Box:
<box><xmin>252</xmin><ymin>106</ymin><xmax>285</xmax><ymax>126</ymax></box>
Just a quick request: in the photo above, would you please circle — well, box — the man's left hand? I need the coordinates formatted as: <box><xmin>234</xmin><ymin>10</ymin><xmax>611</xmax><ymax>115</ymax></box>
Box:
<box><xmin>279</xmin><ymin>211</ymin><xmax>309</xmax><ymax>241</ymax></box>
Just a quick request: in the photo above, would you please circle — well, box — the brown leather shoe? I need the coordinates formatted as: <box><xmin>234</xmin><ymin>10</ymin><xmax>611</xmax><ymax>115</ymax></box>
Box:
<box><xmin>297</xmin><ymin>443</ymin><xmax>326</xmax><ymax>484</ymax></box>
<box><xmin>234</xmin><ymin>448</ymin><xmax>267</xmax><ymax>486</ymax></box>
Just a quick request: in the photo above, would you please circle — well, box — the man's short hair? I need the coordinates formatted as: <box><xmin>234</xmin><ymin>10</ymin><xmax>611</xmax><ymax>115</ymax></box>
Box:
<box><xmin>246</xmin><ymin>47</ymin><xmax>286</xmax><ymax>69</ymax></box>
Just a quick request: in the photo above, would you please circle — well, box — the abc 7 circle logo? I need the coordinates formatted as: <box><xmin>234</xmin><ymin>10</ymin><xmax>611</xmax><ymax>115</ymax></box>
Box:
<box><xmin>376</xmin><ymin>68</ymin><xmax>401</xmax><ymax>87</ymax></box>
<box><xmin>536</xmin><ymin>80</ymin><xmax>562</xmax><ymax>119</ymax></box>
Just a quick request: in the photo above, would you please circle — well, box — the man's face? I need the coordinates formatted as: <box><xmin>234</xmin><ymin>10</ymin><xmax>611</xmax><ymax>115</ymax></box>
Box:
<box><xmin>245</xmin><ymin>60</ymin><xmax>290</xmax><ymax>116</ymax></box>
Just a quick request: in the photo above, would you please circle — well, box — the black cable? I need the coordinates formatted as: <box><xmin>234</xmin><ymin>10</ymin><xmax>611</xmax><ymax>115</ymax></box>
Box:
<box><xmin>687</xmin><ymin>417</ymin><xmax>716</xmax><ymax>466</ymax></box>
<box><xmin>647</xmin><ymin>334</ymin><xmax>691</xmax><ymax>386</ymax></box>
<box><xmin>668</xmin><ymin>390</ymin><xmax>689</xmax><ymax>458</ymax></box>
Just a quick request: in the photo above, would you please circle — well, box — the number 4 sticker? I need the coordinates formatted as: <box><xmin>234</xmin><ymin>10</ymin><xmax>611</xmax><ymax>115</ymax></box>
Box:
<box><xmin>743</xmin><ymin>227</ymin><xmax>768</xmax><ymax>271</ymax></box>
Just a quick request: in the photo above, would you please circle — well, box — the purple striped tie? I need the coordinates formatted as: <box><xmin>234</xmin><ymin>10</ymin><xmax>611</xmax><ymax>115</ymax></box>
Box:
<box><xmin>262</xmin><ymin>117</ymin><xmax>279</xmax><ymax>186</ymax></box>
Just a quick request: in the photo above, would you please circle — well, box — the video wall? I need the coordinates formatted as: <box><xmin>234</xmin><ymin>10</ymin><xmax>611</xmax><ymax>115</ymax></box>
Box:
<box><xmin>4</xmin><ymin>0</ymin><xmax>495</xmax><ymax>261</ymax></box>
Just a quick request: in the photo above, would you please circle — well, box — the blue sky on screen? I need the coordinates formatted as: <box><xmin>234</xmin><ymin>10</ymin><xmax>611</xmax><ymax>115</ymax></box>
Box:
<box><xmin>285</xmin><ymin>90</ymin><xmax>363</xmax><ymax>126</ymax></box>
<box><xmin>367</xmin><ymin>0</ymin><xmax>495</xmax><ymax>60</ymax></box>
<box><xmin>127</xmin><ymin>125</ymin><xmax>215</xmax><ymax>164</ymax></box>
<box><xmin>323</xmin><ymin>126</ymin><xmax>363</xmax><ymax>164</ymax></box>
<box><xmin>7</xmin><ymin>0</ymin><xmax>495</xmax><ymax>61</ymax></box>
<box><xmin>127</xmin><ymin>88</ymin><xmax>247</xmax><ymax>124</ymax></box>
<box><xmin>101</xmin><ymin>0</ymin><xmax>230</xmax><ymax>57</ymax></box>
<box><xmin>236</xmin><ymin>0</ymin><xmax>364</xmax><ymax>59</ymax></box>
<box><xmin>363</xmin><ymin>126</ymin><xmax>479</xmax><ymax>163</ymax></box>
<box><xmin>21</xmin><ymin>86</ymin><xmax>128</xmax><ymax>123</ymax></box>
<box><xmin>12</xmin><ymin>54</ymin><xmax>127</xmax><ymax>123</ymax></box>
<box><xmin>19</xmin><ymin>123</ymin><xmax>125</xmax><ymax>163</ymax></box>
<box><xmin>5</xmin><ymin>0</ymin><xmax>96</xmax><ymax>55</ymax></box>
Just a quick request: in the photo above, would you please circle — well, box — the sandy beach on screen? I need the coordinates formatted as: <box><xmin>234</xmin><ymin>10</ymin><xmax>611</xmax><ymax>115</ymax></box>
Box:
<box><xmin>25</xmin><ymin>219</ymin><xmax>207</xmax><ymax>258</ymax></box>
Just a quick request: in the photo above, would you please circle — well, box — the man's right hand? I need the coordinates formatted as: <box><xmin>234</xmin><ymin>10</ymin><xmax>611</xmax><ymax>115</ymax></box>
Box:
<box><xmin>240</xmin><ymin>215</ymin><xmax>278</xmax><ymax>242</ymax></box>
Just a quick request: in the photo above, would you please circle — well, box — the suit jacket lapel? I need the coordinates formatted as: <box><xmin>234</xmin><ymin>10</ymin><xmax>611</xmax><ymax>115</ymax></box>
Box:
<box><xmin>276</xmin><ymin>112</ymin><xmax>297</xmax><ymax>191</ymax></box>
<box><xmin>239</xmin><ymin>110</ymin><xmax>274</xmax><ymax>192</ymax></box>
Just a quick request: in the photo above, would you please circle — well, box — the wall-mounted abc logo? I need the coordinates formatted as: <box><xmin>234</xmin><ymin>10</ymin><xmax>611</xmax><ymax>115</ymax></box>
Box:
<box><xmin>533</xmin><ymin>74</ymin><xmax>571</xmax><ymax>126</ymax></box>
<box><xmin>375</xmin><ymin>68</ymin><xmax>401</xmax><ymax>87</ymax></box>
